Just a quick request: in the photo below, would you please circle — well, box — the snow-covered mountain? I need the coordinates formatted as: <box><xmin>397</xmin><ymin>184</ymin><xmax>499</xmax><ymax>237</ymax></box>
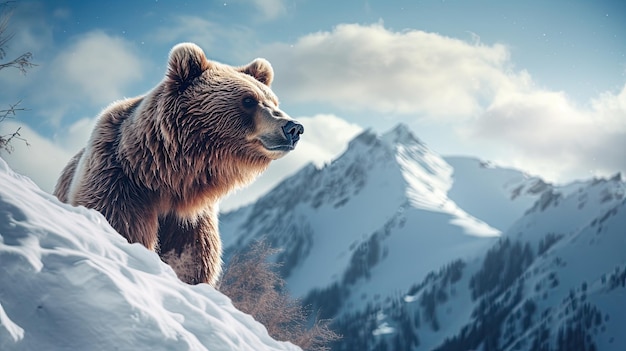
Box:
<box><xmin>0</xmin><ymin>158</ymin><xmax>299</xmax><ymax>351</ymax></box>
<box><xmin>220</xmin><ymin>124</ymin><xmax>626</xmax><ymax>350</ymax></box>
<box><xmin>221</xmin><ymin>124</ymin><xmax>548</xmax><ymax>301</ymax></box>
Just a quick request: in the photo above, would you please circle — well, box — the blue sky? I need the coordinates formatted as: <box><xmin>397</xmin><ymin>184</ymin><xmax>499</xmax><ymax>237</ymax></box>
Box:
<box><xmin>1</xmin><ymin>0</ymin><xmax>625</xmax><ymax>210</ymax></box>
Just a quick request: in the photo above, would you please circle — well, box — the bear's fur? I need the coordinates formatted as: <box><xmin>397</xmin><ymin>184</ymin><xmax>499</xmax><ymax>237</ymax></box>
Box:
<box><xmin>54</xmin><ymin>43</ymin><xmax>303</xmax><ymax>286</ymax></box>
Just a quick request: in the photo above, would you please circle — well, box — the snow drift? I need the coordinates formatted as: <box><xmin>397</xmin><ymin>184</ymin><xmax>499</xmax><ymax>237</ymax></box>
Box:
<box><xmin>0</xmin><ymin>158</ymin><xmax>299</xmax><ymax>351</ymax></box>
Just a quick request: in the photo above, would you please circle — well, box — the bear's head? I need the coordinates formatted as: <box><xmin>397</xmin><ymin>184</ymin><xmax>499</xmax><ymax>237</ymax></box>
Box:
<box><xmin>147</xmin><ymin>43</ymin><xmax>303</xmax><ymax>197</ymax></box>
<box><xmin>165</xmin><ymin>43</ymin><xmax>303</xmax><ymax>160</ymax></box>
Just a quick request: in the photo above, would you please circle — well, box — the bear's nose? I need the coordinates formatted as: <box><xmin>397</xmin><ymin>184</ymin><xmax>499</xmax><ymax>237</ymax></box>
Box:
<box><xmin>282</xmin><ymin>120</ymin><xmax>304</xmax><ymax>144</ymax></box>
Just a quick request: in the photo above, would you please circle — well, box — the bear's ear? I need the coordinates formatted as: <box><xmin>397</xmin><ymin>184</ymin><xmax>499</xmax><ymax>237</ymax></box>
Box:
<box><xmin>239</xmin><ymin>58</ymin><xmax>274</xmax><ymax>86</ymax></box>
<box><xmin>166</xmin><ymin>43</ymin><xmax>212</xmax><ymax>92</ymax></box>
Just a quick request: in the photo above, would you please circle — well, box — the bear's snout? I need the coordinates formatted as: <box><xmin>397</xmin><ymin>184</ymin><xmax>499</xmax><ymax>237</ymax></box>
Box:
<box><xmin>282</xmin><ymin>120</ymin><xmax>304</xmax><ymax>146</ymax></box>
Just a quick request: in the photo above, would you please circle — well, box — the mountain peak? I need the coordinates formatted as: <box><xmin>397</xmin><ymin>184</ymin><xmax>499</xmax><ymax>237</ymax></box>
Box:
<box><xmin>344</xmin><ymin>124</ymin><xmax>423</xmax><ymax>156</ymax></box>
<box><xmin>381</xmin><ymin>123</ymin><xmax>422</xmax><ymax>147</ymax></box>
<box><xmin>347</xmin><ymin>128</ymin><xmax>379</xmax><ymax>148</ymax></box>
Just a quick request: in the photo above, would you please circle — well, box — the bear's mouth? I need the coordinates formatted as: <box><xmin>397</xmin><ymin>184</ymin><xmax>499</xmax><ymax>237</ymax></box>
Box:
<box><xmin>259</xmin><ymin>140</ymin><xmax>297</xmax><ymax>153</ymax></box>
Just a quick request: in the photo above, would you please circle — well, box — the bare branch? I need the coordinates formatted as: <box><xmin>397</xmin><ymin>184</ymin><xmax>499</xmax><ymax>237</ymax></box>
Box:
<box><xmin>0</xmin><ymin>125</ymin><xmax>29</xmax><ymax>153</ymax></box>
<box><xmin>0</xmin><ymin>99</ymin><xmax>24</xmax><ymax>121</ymax></box>
<box><xmin>0</xmin><ymin>1</ymin><xmax>36</xmax><ymax>74</ymax></box>
<box><xmin>0</xmin><ymin>1</ymin><xmax>16</xmax><ymax>55</ymax></box>
<box><xmin>0</xmin><ymin>51</ymin><xmax>34</xmax><ymax>73</ymax></box>
<box><xmin>0</xmin><ymin>101</ymin><xmax>30</xmax><ymax>153</ymax></box>
<box><xmin>0</xmin><ymin>2</ymin><xmax>33</xmax><ymax>153</ymax></box>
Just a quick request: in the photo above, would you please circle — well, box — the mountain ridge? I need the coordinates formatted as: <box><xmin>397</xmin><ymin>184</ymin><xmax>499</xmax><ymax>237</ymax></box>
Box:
<box><xmin>220</xmin><ymin>124</ymin><xmax>544</xmax><ymax>297</ymax></box>
<box><xmin>220</xmin><ymin>123</ymin><xmax>626</xmax><ymax>350</ymax></box>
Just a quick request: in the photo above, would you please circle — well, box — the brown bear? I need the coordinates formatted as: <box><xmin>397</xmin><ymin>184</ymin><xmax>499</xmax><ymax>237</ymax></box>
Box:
<box><xmin>53</xmin><ymin>43</ymin><xmax>303</xmax><ymax>286</ymax></box>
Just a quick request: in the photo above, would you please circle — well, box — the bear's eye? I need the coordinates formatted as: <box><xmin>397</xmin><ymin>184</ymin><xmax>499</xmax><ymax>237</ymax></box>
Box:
<box><xmin>242</xmin><ymin>97</ymin><xmax>257</xmax><ymax>109</ymax></box>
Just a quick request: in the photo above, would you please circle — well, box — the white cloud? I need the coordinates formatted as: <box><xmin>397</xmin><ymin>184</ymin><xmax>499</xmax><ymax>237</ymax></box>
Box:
<box><xmin>0</xmin><ymin>121</ymin><xmax>75</xmax><ymax>193</ymax></box>
<box><xmin>465</xmin><ymin>83</ymin><xmax>626</xmax><ymax>182</ymax></box>
<box><xmin>0</xmin><ymin>115</ymin><xmax>96</xmax><ymax>194</ymax></box>
<box><xmin>55</xmin><ymin>117</ymin><xmax>97</xmax><ymax>151</ymax></box>
<box><xmin>7</xmin><ymin>31</ymin><xmax>147</xmax><ymax>128</ymax></box>
<box><xmin>285</xmin><ymin>114</ymin><xmax>364</xmax><ymax>168</ymax></box>
<box><xmin>258</xmin><ymin>23</ymin><xmax>626</xmax><ymax>183</ymax></box>
<box><xmin>0</xmin><ymin>30</ymin><xmax>143</xmax><ymax>193</ymax></box>
<box><xmin>221</xmin><ymin>114</ymin><xmax>363</xmax><ymax>211</ymax></box>
<box><xmin>262</xmin><ymin>23</ymin><xmax>515</xmax><ymax>118</ymax></box>
<box><xmin>49</xmin><ymin>31</ymin><xmax>144</xmax><ymax>107</ymax></box>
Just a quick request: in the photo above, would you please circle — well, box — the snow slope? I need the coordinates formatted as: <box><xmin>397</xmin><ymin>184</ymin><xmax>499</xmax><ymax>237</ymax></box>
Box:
<box><xmin>0</xmin><ymin>158</ymin><xmax>299</xmax><ymax>351</ymax></box>
<box><xmin>505</xmin><ymin>183</ymin><xmax>626</xmax><ymax>351</ymax></box>
<box><xmin>444</xmin><ymin>156</ymin><xmax>549</xmax><ymax>231</ymax></box>
<box><xmin>331</xmin><ymin>168</ymin><xmax>626</xmax><ymax>350</ymax></box>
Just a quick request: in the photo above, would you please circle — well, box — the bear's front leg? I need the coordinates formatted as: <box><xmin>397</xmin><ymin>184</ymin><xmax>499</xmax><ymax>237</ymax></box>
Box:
<box><xmin>97</xmin><ymin>195</ymin><xmax>160</xmax><ymax>251</ymax></box>
<box><xmin>158</xmin><ymin>212</ymin><xmax>222</xmax><ymax>286</ymax></box>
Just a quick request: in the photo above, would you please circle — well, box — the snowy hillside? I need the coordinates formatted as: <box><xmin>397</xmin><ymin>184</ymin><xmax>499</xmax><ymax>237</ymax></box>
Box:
<box><xmin>220</xmin><ymin>124</ymin><xmax>626</xmax><ymax>350</ymax></box>
<box><xmin>330</xmin><ymin>173</ymin><xmax>626</xmax><ymax>351</ymax></box>
<box><xmin>0</xmin><ymin>158</ymin><xmax>299</xmax><ymax>351</ymax></box>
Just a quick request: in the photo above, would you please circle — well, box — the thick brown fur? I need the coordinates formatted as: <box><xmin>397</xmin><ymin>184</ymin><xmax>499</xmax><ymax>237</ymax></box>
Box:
<box><xmin>54</xmin><ymin>43</ymin><xmax>302</xmax><ymax>286</ymax></box>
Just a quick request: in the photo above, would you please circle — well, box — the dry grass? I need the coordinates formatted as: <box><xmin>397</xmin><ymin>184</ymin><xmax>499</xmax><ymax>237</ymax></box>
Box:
<box><xmin>161</xmin><ymin>245</ymin><xmax>198</xmax><ymax>284</ymax></box>
<box><xmin>218</xmin><ymin>240</ymin><xmax>341</xmax><ymax>351</ymax></box>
